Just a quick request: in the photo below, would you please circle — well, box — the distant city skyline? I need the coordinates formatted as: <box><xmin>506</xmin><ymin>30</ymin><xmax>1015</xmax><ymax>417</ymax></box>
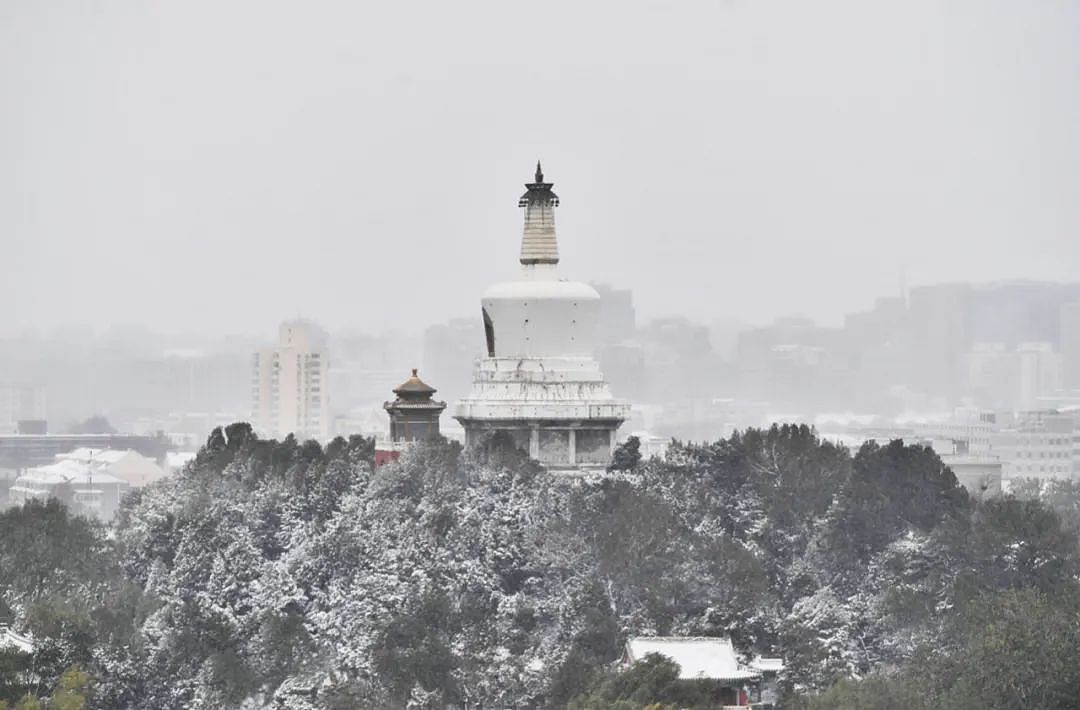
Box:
<box><xmin>3</xmin><ymin>276</ymin><xmax>1079</xmax><ymax>341</ymax></box>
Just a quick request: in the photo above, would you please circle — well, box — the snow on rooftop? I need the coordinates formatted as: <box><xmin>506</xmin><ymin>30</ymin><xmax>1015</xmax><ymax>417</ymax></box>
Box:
<box><xmin>750</xmin><ymin>657</ymin><xmax>784</xmax><ymax>673</ymax></box>
<box><xmin>51</xmin><ymin>447</ymin><xmax>167</xmax><ymax>486</ymax></box>
<box><xmin>18</xmin><ymin>460</ymin><xmax>126</xmax><ymax>486</ymax></box>
<box><xmin>166</xmin><ymin>451</ymin><xmax>197</xmax><ymax>469</ymax></box>
<box><xmin>0</xmin><ymin>627</ymin><xmax>33</xmax><ymax>654</ymax></box>
<box><xmin>625</xmin><ymin>637</ymin><xmax>761</xmax><ymax>682</ymax></box>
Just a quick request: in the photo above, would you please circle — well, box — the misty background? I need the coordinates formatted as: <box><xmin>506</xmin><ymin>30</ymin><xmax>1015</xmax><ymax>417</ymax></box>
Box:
<box><xmin>4</xmin><ymin>4</ymin><xmax>1080</xmax><ymax>707</ymax></box>
<box><xmin>3</xmin><ymin>0</ymin><xmax>1079</xmax><ymax>335</ymax></box>
<box><xmin>2</xmin><ymin>0</ymin><xmax>1080</xmax><ymax>442</ymax></box>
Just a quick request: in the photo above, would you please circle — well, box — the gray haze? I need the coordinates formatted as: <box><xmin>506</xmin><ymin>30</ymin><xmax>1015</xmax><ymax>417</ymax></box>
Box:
<box><xmin>2</xmin><ymin>0</ymin><xmax>1079</xmax><ymax>336</ymax></box>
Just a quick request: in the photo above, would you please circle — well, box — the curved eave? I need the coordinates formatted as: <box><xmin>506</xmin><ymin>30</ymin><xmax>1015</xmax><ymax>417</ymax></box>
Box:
<box><xmin>384</xmin><ymin>400</ymin><xmax>447</xmax><ymax>411</ymax></box>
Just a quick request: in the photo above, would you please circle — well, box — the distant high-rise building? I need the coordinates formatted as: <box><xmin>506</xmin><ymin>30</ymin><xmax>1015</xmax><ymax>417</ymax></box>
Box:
<box><xmin>591</xmin><ymin>283</ymin><xmax>636</xmax><ymax>346</ymax></box>
<box><xmin>963</xmin><ymin>342</ymin><xmax>1014</xmax><ymax>408</ymax></box>
<box><xmin>422</xmin><ymin>318</ymin><xmax>483</xmax><ymax>406</ymax></box>
<box><xmin>733</xmin><ymin>317</ymin><xmax>842</xmax><ymax>409</ymax></box>
<box><xmin>967</xmin><ymin>281</ymin><xmax>1080</xmax><ymax>347</ymax></box>
<box><xmin>908</xmin><ymin>283</ymin><xmax>971</xmax><ymax>398</ymax></box>
<box><xmin>1061</xmin><ymin>302</ymin><xmax>1080</xmax><ymax>391</ymax></box>
<box><xmin>993</xmin><ymin>410</ymin><xmax>1076</xmax><ymax>480</ymax></box>
<box><xmin>0</xmin><ymin>384</ymin><xmax>46</xmax><ymax>433</ymax></box>
<box><xmin>252</xmin><ymin>320</ymin><xmax>330</xmax><ymax>441</ymax></box>
<box><xmin>1017</xmin><ymin>342</ymin><xmax>1062</xmax><ymax>410</ymax></box>
<box><xmin>599</xmin><ymin>342</ymin><xmax>647</xmax><ymax>401</ymax></box>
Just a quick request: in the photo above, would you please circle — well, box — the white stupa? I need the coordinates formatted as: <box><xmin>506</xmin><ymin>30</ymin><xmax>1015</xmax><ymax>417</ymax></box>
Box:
<box><xmin>454</xmin><ymin>163</ymin><xmax>629</xmax><ymax>470</ymax></box>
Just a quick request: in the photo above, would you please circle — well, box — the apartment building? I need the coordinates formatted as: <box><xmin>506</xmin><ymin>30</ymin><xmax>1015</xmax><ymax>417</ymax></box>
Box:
<box><xmin>252</xmin><ymin>320</ymin><xmax>330</xmax><ymax>441</ymax></box>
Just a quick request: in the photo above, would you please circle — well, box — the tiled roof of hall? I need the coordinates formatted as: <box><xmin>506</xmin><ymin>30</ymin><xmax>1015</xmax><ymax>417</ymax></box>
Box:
<box><xmin>624</xmin><ymin>636</ymin><xmax>763</xmax><ymax>683</ymax></box>
<box><xmin>392</xmin><ymin>369</ymin><xmax>437</xmax><ymax>396</ymax></box>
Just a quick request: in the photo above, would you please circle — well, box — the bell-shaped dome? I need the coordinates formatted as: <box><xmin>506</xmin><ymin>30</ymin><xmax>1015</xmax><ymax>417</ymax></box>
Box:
<box><xmin>475</xmin><ymin>163</ymin><xmax>604</xmax><ymax>359</ymax></box>
<box><xmin>481</xmin><ymin>279</ymin><xmax>600</xmax><ymax>358</ymax></box>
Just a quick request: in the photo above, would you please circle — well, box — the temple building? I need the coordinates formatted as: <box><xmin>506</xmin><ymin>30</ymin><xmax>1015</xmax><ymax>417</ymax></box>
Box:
<box><xmin>454</xmin><ymin>163</ymin><xmax>629</xmax><ymax>470</ymax></box>
<box><xmin>384</xmin><ymin>369</ymin><xmax>446</xmax><ymax>442</ymax></box>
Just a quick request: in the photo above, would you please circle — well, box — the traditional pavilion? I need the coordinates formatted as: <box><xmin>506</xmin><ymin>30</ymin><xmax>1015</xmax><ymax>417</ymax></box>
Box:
<box><xmin>454</xmin><ymin>163</ymin><xmax>629</xmax><ymax>470</ymax></box>
<box><xmin>383</xmin><ymin>369</ymin><xmax>446</xmax><ymax>442</ymax></box>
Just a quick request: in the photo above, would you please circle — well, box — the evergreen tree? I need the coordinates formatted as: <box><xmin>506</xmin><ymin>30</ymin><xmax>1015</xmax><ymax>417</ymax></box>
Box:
<box><xmin>608</xmin><ymin>436</ymin><xmax>643</xmax><ymax>472</ymax></box>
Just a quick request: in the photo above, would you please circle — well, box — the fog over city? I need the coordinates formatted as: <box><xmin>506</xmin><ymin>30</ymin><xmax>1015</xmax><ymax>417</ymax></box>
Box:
<box><xmin>4</xmin><ymin>0</ymin><xmax>1079</xmax><ymax>336</ymax></box>
<box><xmin>3</xmin><ymin>3</ymin><xmax>1080</xmax><ymax>709</ymax></box>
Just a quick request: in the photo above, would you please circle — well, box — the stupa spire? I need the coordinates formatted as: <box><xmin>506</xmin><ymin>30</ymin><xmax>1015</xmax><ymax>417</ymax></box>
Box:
<box><xmin>518</xmin><ymin>161</ymin><xmax>559</xmax><ymax>267</ymax></box>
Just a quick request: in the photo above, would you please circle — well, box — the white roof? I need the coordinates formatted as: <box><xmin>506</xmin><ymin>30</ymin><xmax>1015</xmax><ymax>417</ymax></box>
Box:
<box><xmin>0</xmin><ymin>627</ymin><xmax>33</xmax><ymax>654</ymax></box>
<box><xmin>751</xmin><ymin>657</ymin><xmax>784</xmax><ymax>673</ymax></box>
<box><xmin>166</xmin><ymin>451</ymin><xmax>197</xmax><ymax>469</ymax></box>
<box><xmin>482</xmin><ymin>278</ymin><xmax>600</xmax><ymax>301</ymax></box>
<box><xmin>52</xmin><ymin>447</ymin><xmax>166</xmax><ymax>487</ymax></box>
<box><xmin>16</xmin><ymin>460</ymin><xmax>126</xmax><ymax>486</ymax></box>
<box><xmin>625</xmin><ymin>637</ymin><xmax>761</xmax><ymax>682</ymax></box>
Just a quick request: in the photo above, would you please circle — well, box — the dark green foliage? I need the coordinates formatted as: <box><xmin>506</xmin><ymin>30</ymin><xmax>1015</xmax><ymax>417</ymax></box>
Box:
<box><xmin>546</xmin><ymin>585</ymin><xmax>623</xmax><ymax>706</ymax></box>
<box><xmin>5</xmin><ymin>423</ymin><xmax>1080</xmax><ymax>709</ymax></box>
<box><xmin>548</xmin><ymin>648</ymin><xmax>598</xmax><ymax>710</ymax></box>
<box><xmin>941</xmin><ymin>588</ymin><xmax>1080</xmax><ymax>708</ymax></box>
<box><xmin>956</xmin><ymin>497</ymin><xmax>1080</xmax><ymax>601</ymax></box>
<box><xmin>663</xmin><ymin>424</ymin><xmax>850</xmax><ymax>577</ymax></box>
<box><xmin>791</xmin><ymin>674</ymin><xmax>924</xmax><ymax>710</ymax></box>
<box><xmin>569</xmin><ymin>653</ymin><xmax>718</xmax><ymax>710</ymax></box>
<box><xmin>608</xmin><ymin>436</ymin><xmax>642</xmax><ymax>472</ymax></box>
<box><xmin>0</xmin><ymin>499</ymin><xmax>108</xmax><ymax>603</ymax></box>
<box><xmin>592</xmin><ymin>480</ymin><xmax>678</xmax><ymax>588</ymax></box>
<box><xmin>0</xmin><ymin>649</ymin><xmax>33</xmax><ymax>703</ymax></box>
<box><xmin>829</xmin><ymin>440</ymin><xmax>970</xmax><ymax>562</ymax></box>
<box><xmin>0</xmin><ymin>499</ymin><xmax>150</xmax><ymax>706</ymax></box>
<box><xmin>372</xmin><ymin>588</ymin><xmax>461</xmax><ymax>705</ymax></box>
<box><xmin>801</xmin><ymin>588</ymin><xmax>1080</xmax><ymax>709</ymax></box>
<box><xmin>369</xmin><ymin>436</ymin><xmax>465</xmax><ymax>502</ymax></box>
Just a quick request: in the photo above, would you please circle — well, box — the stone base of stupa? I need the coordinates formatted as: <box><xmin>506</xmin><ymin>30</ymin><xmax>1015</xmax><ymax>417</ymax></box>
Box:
<box><xmin>455</xmin><ymin>356</ymin><xmax>629</xmax><ymax>469</ymax></box>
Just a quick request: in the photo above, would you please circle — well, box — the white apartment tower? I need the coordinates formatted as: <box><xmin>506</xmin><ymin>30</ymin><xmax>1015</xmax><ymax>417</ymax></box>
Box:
<box><xmin>253</xmin><ymin>320</ymin><xmax>330</xmax><ymax>441</ymax></box>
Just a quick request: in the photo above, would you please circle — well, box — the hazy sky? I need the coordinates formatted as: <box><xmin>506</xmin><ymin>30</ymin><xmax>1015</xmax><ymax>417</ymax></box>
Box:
<box><xmin>3</xmin><ymin>0</ymin><xmax>1078</xmax><ymax>337</ymax></box>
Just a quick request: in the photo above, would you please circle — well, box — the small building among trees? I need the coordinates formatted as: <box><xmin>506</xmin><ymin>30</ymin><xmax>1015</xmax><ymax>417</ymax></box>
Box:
<box><xmin>7</xmin><ymin>459</ymin><xmax>130</xmax><ymax>520</ymax></box>
<box><xmin>383</xmin><ymin>369</ymin><xmax>446</xmax><ymax>443</ymax></box>
<box><xmin>623</xmin><ymin>636</ymin><xmax>782</xmax><ymax>708</ymax></box>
